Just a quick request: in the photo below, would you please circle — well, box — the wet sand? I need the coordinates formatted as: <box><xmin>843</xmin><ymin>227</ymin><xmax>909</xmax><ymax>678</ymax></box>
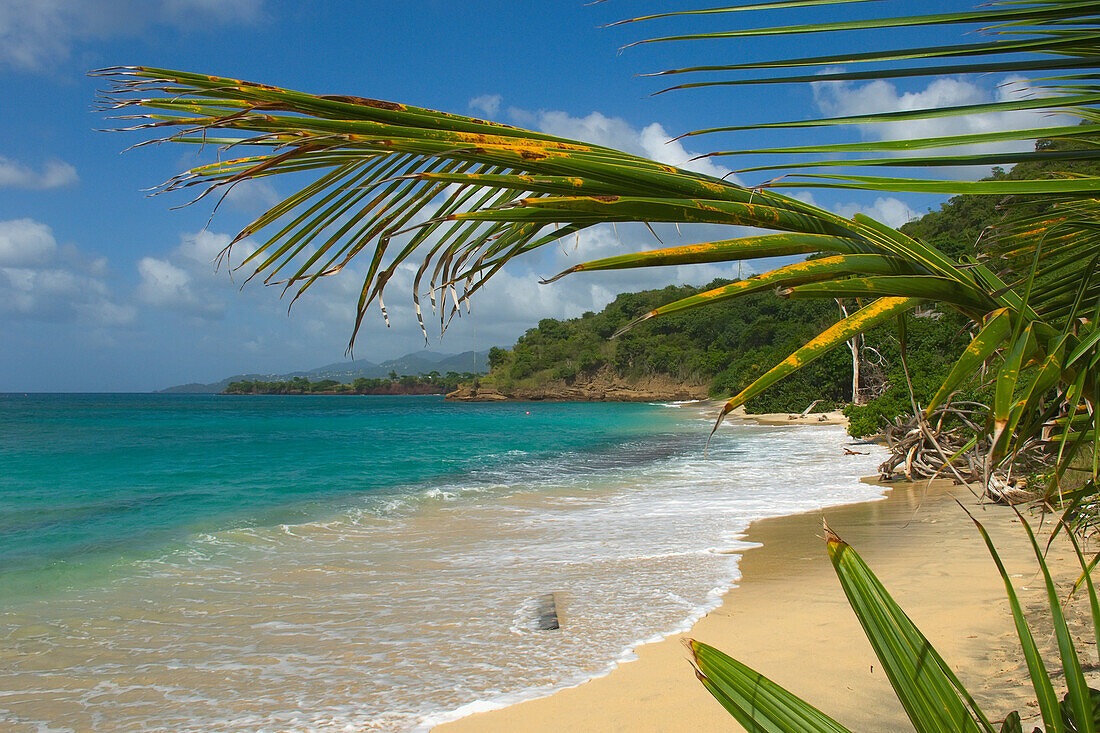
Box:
<box><xmin>437</xmin><ymin>479</ymin><xmax>1094</xmax><ymax>732</ymax></box>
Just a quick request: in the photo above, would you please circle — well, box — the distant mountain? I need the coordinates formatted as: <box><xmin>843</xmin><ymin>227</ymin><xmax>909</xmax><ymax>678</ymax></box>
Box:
<box><xmin>157</xmin><ymin>350</ymin><xmax>490</xmax><ymax>393</ymax></box>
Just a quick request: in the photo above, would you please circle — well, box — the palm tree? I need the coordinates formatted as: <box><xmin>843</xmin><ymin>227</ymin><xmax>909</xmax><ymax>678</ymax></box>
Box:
<box><xmin>98</xmin><ymin>0</ymin><xmax>1098</xmax><ymax>498</ymax></box>
<box><xmin>690</xmin><ymin>511</ymin><xmax>1100</xmax><ymax>732</ymax></box>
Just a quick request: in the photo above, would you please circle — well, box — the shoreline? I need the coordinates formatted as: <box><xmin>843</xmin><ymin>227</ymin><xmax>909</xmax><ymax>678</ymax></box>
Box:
<box><xmin>434</xmin><ymin>478</ymin><xmax>1093</xmax><ymax>732</ymax></box>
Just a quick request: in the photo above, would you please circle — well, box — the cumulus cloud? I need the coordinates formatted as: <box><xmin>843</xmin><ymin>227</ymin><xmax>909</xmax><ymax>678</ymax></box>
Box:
<box><xmin>222</xmin><ymin>180</ymin><xmax>280</xmax><ymax>214</ymax></box>
<box><xmin>812</xmin><ymin>75</ymin><xmax>1074</xmax><ymax>171</ymax></box>
<box><xmin>136</xmin><ymin>258</ymin><xmax>203</xmax><ymax>311</ymax></box>
<box><xmin>0</xmin><ymin>156</ymin><xmax>78</xmax><ymax>189</ymax></box>
<box><xmin>792</xmin><ymin>192</ymin><xmax>918</xmax><ymax>229</ymax></box>
<box><xmin>835</xmin><ymin>197</ymin><xmax>917</xmax><ymax>229</ymax></box>
<box><xmin>0</xmin><ymin>0</ymin><xmax>264</xmax><ymax>71</ymax></box>
<box><xmin>135</xmin><ymin>230</ymin><xmax>247</xmax><ymax>318</ymax></box>
<box><xmin>792</xmin><ymin>191</ymin><xmax>917</xmax><ymax>229</ymax></box>
<box><xmin>0</xmin><ymin>218</ymin><xmax>58</xmax><ymax>266</ymax></box>
<box><xmin>0</xmin><ymin>218</ymin><xmax>133</xmax><ymax>325</ymax></box>
<box><xmin>469</xmin><ymin>94</ymin><xmax>503</xmax><ymax>117</ymax></box>
<box><xmin>534</xmin><ymin>109</ymin><xmax>737</xmax><ymax>181</ymax></box>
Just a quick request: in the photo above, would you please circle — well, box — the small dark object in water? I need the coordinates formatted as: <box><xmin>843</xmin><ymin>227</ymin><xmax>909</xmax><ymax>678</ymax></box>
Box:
<box><xmin>536</xmin><ymin>593</ymin><xmax>560</xmax><ymax>630</ymax></box>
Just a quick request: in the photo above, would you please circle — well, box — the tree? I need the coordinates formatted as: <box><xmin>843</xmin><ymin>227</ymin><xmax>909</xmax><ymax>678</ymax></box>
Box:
<box><xmin>102</xmin><ymin>3</ymin><xmax>1100</xmax><ymax>728</ymax></box>
<box><xmin>100</xmin><ymin>0</ymin><xmax>1098</xmax><ymax>500</ymax></box>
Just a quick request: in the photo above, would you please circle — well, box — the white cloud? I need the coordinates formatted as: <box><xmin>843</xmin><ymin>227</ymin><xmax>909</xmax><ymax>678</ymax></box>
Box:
<box><xmin>793</xmin><ymin>191</ymin><xmax>916</xmax><ymax>229</ymax></box>
<box><xmin>0</xmin><ymin>218</ymin><xmax>133</xmax><ymax>325</ymax></box>
<box><xmin>0</xmin><ymin>0</ymin><xmax>264</xmax><ymax>71</ymax></box>
<box><xmin>222</xmin><ymin>180</ymin><xmax>280</xmax><ymax>214</ymax></box>
<box><xmin>815</xmin><ymin>76</ymin><xmax>983</xmax><ymax>120</ymax></box>
<box><xmin>534</xmin><ymin>110</ymin><xmax>737</xmax><ymax>181</ymax></box>
<box><xmin>136</xmin><ymin>258</ymin><xmax>198</xmax><ymax>309</ymax></box>
<box><xmin>811</xmin><ymin>75</ymin><xmax>1074</xmax><ymax>171</ymax></box>
<box><xmin>135</xmin><ymin>230</ymin><xmax>244</xmax><ymax>317</ymax></box>
<box><xmin>836</xmin><ymin>197</ymin><xmax>917</xmax><ymax>229</ymax></box>
<box><xmin>0</xmin><ymin>218</ymin><xmax>58</xmax><ymax>266</ymax></box>
<box><xmin>469</xmin><ymin>94</ymin><xmax>503</xmax><ymax>117</ymax></box>
<box><xmin>0</xmin><ymin>156</ymin><xmax>78</xmax><ymax>189</ymax></box>
<box><xmin>176</xmin><ymin>229</ymin><xmax>234</xmax><ymax>265</ymax></box>
<box><xmin>161</xmin><ymin>0</ymin><xmax>263</xmax><ymax>22</ymax></box>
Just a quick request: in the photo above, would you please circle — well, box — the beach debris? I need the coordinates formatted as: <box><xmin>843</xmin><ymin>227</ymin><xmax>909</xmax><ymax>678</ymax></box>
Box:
<box><xmin>878</xmin><ymin>401</ymin><xmax>1048</xmax><ymax>503</ymax></box>
<box><xmin>536</xmin><ymin>593</ymin><xmax>561</xmax><ymax>631</ymax></box>
<box><xmin>788</xmin><ymin>399</ymin><xmax>825</xmax><ymax>420</ymax></box>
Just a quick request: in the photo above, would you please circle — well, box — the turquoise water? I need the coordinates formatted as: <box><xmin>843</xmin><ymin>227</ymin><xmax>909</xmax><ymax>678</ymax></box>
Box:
<box><xmin>0</xmin><ymin>394</ymin><xmax>681</xmax><ymax>601</ymax></box>
<box><xmin>0</xmin><ymin>393</ymin><xmax>886</xmax><ymax>732</ymax></box>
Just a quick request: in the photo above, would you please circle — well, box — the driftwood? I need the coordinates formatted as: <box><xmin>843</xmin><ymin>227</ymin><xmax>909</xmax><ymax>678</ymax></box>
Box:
<box><xmin>878</xmin><ymin>401</ymin><xmax>1046</xmax><ymax>503</ymax></box>
<box><xmin>879</xmin><ymin>401</ymin><xmax>988</xmax><ymax>482</ymax></box>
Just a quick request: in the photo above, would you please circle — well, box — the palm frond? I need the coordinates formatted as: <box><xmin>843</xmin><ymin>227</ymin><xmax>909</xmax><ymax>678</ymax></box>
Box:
<box><xmin>104</xmin><ymin>50</ymin><xmax>1100</xmax><ymax>495</ymax></box>
<box><xmin>96</xmin><ymin>66</ymin><xmax>853</xmax><ymax>344</ymax></box>
<box><xmin>620</xmin><ymin>0</ymin><xmax>1100</xmax><ymax>195</ymax></box>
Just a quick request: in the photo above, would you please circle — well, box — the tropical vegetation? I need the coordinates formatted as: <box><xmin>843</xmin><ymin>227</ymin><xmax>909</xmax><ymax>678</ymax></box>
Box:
<box><xmin>691</xmin><ymin>512</ymin><xmax>1100</xmax><ymax>733</ymax></box>
<box><xmin>223</xmin><ymin>372</ymin><xmax>478</xmax><ymax>395</ymax></box>
<box><xmin>94</xmin><ymin>32</ymin><xmax>1099</xmax><ymax>499</ymax></box>
<box><xmin>102</xmin><ymin>0</ymin><xmax>1100</xmax><ymax>728</ymax></box>
<box><xmin>478</xmin><ymin>280</ymin><xmax>977</xmax><ymax>417</ymax></box>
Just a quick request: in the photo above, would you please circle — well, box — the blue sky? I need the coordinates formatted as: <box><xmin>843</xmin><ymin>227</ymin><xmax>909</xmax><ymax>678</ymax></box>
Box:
<box><xmin>0</xmin><ymin>1</ymin><xmax>1062</xmax><ymax>391</ymax></box>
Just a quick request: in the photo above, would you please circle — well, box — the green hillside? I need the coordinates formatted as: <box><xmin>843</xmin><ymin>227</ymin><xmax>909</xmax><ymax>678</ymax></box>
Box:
<box><xmin>480</xmin><ymin>280</ymin><xmax>977</xmax><ymax>420</ymax></box>
<box><xmin>479</xmin><ymin>135</ymin><xmax>1098</xmax><ymax>430</ymax></box>
<box><xmin>484</xmin><ymin>284</ymin><xmax>849</xmax><ymax>411</ymax></box>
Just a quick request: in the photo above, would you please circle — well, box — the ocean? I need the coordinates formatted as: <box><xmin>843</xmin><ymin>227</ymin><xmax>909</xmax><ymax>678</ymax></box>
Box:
<box><xmin>0</xmin><ymin>393</ymin><xmax>886</xmax><ymax>731</ymax></box>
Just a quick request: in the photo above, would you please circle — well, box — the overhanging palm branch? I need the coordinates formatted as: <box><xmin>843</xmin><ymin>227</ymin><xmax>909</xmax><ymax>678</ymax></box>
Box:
<box><xmin>612</xmin><ymin>0</ymin><xmax>1100</xmax><ymax>490</ymax></box>
<box><xmin>617</xmin><ymin>0</ymin><xmax>1100</xmax><ymax>195</ymax></box>
<box><xmin>102</xmin><ymin>0</ymin><xmax>1099</xmax><ymax>497</ymax></box>
<box><xmin>96</xmin><ymin>66</ymin><xmax>871</xmax><ymax>344</ymax></box>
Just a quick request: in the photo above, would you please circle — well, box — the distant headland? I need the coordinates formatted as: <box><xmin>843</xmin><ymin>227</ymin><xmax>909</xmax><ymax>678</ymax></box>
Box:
<box><xmin>157</xmin><ymin>350</ymin><xmax>489</xmax><ymax>394</ymax></box>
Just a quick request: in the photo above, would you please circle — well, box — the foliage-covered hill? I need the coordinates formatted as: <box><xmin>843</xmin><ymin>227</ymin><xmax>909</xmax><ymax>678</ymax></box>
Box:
<box><xmin>479</xmin><ymin>280</ymin><xmax>973</xmax><ymax>417</ymax></box>
<box><xmin>479</xmin><ymin>135</ymin><xmax>1097</xmax><ymax>431</ymax></box>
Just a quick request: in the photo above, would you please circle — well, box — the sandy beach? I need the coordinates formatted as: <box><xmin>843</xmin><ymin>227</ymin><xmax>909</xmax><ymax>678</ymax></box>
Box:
<box><xmin>730</xmin><ymin>405</ymin><xmax>850</xmax><ymax>427</ymax></box>
<box><xmin>437</xmin><ymin>478</ymin><xmax>1095</xmax><ymax>732</ymax></box>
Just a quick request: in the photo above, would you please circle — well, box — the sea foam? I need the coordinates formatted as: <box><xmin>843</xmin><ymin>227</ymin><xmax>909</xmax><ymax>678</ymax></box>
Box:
<box><xmin>0</xmin><ymin>398</ymin><xmax>885</xmax><ymax>732</ymax></box>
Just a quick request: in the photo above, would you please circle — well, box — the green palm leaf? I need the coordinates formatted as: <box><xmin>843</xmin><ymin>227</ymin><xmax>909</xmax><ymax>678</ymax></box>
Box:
<box><xmin>692</xmin><ymin>524</ymin><xmax>1004</xmax><ymax>733</ymax></box>
<box><xmin>99</xmin><ymin>66</ymin><xmax>858</xmax><ymax>343</ymax></box>
<box><xmin>714</xmin><ymin>296</ymin><xmax>920</xmax><ymax>425</ymax></box>
<box><xmin>541</xmin><ymin>232</ymin><xmax>866</xmax><ymax>282</ymax></box>
<box><xmin>615</xmin><ymin>254</ymin><xmax>915</xmax><ymax>337</ymax></box>
<box><xmin>826</xmin><ymin>524</ymin><xmax>991</xmax><ymax>732</ymax></box>
<box><xmin>620</xmin><ymin>0</ymin><xmax>1100</xmax><ymax>199</ymax></box>
<box><xmin>967</xmin><ymin>508</ymin><xmax>1064</xmax><ymax>732</ymax></box>
<box><xmin>925</xmin><ymin>309</ymin><xmax>1013</xmax><ymax>415</ymax></box>
<box><xmin>688</xmin><ymin>640</ymin><xmax>854</xmax><ymax>733</ymax></box>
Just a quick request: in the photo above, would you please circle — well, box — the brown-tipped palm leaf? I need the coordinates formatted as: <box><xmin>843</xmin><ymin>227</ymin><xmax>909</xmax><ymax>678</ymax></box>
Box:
<box><xmin>98</xmin><ymin>68</ymin><xmax>941</xmax><ymax>395</ymax></box>
<box><xmin>99</xmin><ymin>66</ymin><xmax>874</xmax><ymax>344</ymax></box>
<box><xmin>611</xmin><ymin>0</ymin><xmax>1100</xmax><ymax>486</ymax></box>
<box><xmin>103</xmin><ymin>0</ymin><xmax>1099</xmax><ymax>488</ymax></box>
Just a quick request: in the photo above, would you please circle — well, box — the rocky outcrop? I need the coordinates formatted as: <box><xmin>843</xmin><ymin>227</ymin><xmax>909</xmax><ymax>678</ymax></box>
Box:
<box><xmin>444</xmin><ymin>384</ymin><xmax>510</xmax><ymax>401</ymax></box>
<box><xmin>445</xmin><ymin>368</ymin><xmax>708</xmax><ymax>402</ymax></box>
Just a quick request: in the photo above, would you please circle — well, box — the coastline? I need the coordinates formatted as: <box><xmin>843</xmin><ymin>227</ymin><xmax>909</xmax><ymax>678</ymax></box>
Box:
<box><xmin>434</xmin><ymin>478</ymin><xmax>1093</xmax><ymax>732</ymax></box>
<box><xmin>444</xmin><ymin>370</ymin><xmax>709</xmax><ymax>403</ymax></box>
<box><xmin>2</xmin><ymin>397</ymin><xmax>886</xmax><ymax>732</ymax></box>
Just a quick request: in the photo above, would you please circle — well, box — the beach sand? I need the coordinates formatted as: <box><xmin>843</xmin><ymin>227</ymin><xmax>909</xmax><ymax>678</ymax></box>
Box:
<box><xmin>436</xmin><ymin>479</ymin><xmax>1095</xmax><ymax>732</ymax></box>
<box><xmin>731</xmin><ymin>405</ymin><xmax>849</xmax><ymax>427</ymax></box>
